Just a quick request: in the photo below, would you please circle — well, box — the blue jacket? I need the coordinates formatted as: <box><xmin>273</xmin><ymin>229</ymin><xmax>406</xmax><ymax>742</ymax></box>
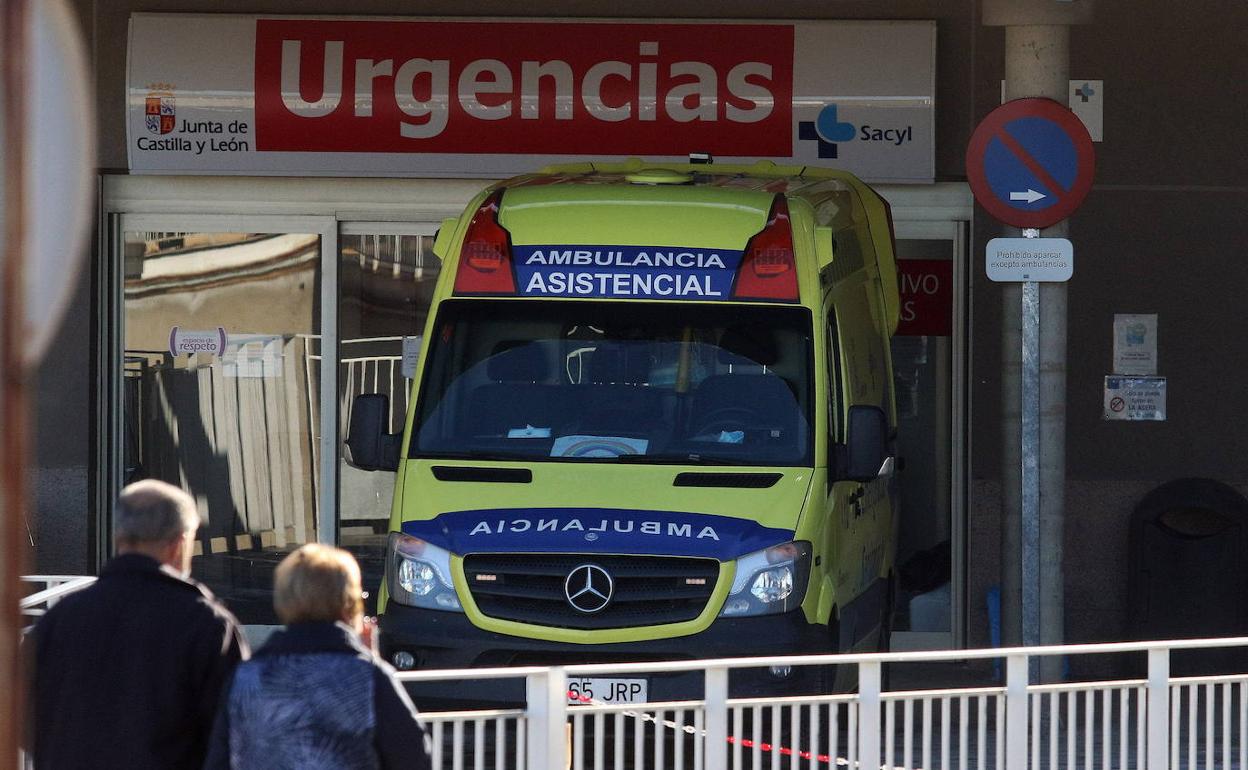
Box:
<box><xmin>204</xmin><ymin>621</ymin><xmax>431</xmax><ymax>770</ymax></box>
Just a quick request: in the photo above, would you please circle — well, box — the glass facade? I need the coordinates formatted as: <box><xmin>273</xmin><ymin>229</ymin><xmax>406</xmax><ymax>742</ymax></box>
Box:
<box><xmin>122</xmin><ymin>230</ymin><xmax>322</xmax><ymax>622</ymax></box>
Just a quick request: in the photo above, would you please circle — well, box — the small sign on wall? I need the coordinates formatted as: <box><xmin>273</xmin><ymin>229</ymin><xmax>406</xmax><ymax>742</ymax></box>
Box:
<box><xmin>1104</xmin><ymin>376</ymin><xmax>1166</xmax><ymax>421</ymax></box>
<box><xmin>1068</xmin><ymin>80</ymin><xmax>1104</xmax><ymax>142</ymax></box>
<box><xmin>1113</xmin><ymin>314</ymin><xmax>1157</xmax><ymax>375</ymax></box>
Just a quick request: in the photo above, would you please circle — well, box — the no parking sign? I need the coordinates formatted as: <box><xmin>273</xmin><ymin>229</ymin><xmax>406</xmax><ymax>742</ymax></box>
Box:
<box><xmin>966</xmin><ymin>98</ymin><xmax>1095</xmax><ymax>229</ymax></box>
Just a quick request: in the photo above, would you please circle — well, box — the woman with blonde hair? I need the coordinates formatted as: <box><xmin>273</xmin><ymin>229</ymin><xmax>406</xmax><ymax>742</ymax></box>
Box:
<box><xmin>205</xmin><ymin>544</ymin><xmax>431</xmax><ymax>769</ymax></box>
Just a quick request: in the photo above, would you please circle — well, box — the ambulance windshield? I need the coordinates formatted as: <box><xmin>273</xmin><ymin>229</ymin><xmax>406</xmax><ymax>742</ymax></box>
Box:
<box><xmin>412</xmin><ymin>300</ymin><xmax>814</xmax><ymax>466</ymax></box>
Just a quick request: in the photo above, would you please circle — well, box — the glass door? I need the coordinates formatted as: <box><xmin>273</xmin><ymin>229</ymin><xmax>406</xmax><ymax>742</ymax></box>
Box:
<box><xmin>117</xmin><ymin>214</ymin><xmax>337</xmax><ymax>623</ymax></box>
<box><xmin>889</xmin><ymin>220</ymin><xmax>969</xmax><ymax>650</ymax></box>
<box><xmin>336</xmin><ymin>223</ymin><xmax>441</xmax><ymax>608</ymax></box>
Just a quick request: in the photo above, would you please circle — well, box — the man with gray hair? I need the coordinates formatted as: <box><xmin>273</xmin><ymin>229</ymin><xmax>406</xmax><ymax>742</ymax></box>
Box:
<box><xmin>31</xmin><ymin>479</ymin><xmax>248</xmax><ymax>769</ymax></box>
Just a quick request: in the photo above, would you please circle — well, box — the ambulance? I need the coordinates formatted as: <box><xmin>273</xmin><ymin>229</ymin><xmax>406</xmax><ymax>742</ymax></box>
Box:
<box><xmin>346</xmin><ymin>159</ymin><xmax>901</xmax><ymax>703</ymax></box>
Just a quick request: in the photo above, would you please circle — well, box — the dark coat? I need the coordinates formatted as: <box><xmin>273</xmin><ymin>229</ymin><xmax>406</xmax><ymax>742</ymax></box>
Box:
<box><xmin>204</xmin><ymin>621</ymin><xmax>432</xmax><ymax>770</ymax></box>
<box><xmin>32</xmin><ymin>553</ymin><xmax>248</xmax><ymax>770</ymax></box>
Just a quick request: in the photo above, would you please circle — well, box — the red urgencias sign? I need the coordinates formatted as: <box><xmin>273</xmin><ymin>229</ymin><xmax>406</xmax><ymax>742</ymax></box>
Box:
<box><xmin>253</xmin><ymin>20</ymin><xmax>794</xmax><ymax>156</ymax></box>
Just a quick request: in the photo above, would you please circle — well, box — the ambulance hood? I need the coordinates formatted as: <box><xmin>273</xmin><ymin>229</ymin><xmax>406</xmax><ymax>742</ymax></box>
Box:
<box><xmin>396</xmin><ymin>463</ymin><xmax>814</xmax><ymax>560</ymax></box>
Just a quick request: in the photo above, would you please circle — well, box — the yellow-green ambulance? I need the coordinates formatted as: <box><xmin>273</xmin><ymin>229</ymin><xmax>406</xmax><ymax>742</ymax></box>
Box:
<box><xmin>346</xmin><ymin>159</ymin><xmax>900</xmax><ymax>704</ymax></box>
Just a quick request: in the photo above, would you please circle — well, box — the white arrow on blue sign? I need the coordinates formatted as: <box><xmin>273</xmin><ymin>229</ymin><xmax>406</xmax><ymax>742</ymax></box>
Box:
<box><xmin>966</xmin><ymin>99</ymin><xmax>1095</xmax><ymax>229</ymax></box>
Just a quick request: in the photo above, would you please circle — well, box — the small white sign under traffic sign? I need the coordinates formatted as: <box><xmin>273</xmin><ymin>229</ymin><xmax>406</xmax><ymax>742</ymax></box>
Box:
<box><xmin>986</xmin><ymin>238</ymin><xmax>1073</xmax><ymax>282</ymax></box>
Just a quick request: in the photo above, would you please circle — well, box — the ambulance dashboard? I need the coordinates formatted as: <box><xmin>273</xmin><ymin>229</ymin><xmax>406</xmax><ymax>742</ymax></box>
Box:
<box><xmin>411</xmin><ymin>300</ymin><xmax>815</xmax><ymax>467</ymax></box>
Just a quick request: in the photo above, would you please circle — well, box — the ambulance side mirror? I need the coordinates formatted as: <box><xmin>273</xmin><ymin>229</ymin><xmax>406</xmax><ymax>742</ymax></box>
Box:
<box><xmin>843</xmin><ymin>405</ymin><xmax>892</xmax><ymax>483</ymax></box>
<box><xmin>346</xmin><ymin>394</ymin><xmax>401</xmax><ymax>472</ymax></box>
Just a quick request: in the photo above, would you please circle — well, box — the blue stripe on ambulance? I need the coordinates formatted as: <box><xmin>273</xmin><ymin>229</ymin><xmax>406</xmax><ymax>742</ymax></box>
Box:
<box><xmin>401</xmin><ymin>508</ymin><xmax>794</xmax><ymax>560</ymax></box>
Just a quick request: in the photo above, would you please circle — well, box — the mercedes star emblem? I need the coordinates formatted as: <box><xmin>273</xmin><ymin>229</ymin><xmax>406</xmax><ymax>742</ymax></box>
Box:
<box><xmin>564</xmin><ymin>564</ymin><xmax>614</xmax><ymax>614</ymax></box>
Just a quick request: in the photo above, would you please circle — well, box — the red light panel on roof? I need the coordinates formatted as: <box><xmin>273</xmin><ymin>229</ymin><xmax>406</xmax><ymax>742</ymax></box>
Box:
<box><xmin>453</xmin><ymin>191</ymin><xmax>516</xmax><ymax>295</ymax></box>
<box><xmin>732</xmin><ymin>196</ymin><xmax>799</xmax><ymax>302</ymax></box>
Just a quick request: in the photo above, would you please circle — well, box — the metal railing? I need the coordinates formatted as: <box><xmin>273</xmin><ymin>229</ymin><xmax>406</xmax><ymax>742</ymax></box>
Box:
<box><xmin>337</xmin><ymin>338</ymin><xmax>410</xmax><ymax>434</ymax></box>
<box><xmin>301</xmin><ymin>334</ymin><xmax>411</xmax><ymax>442</ymax></box>
<box><xmin>20</xmin><ymin>575</ymin><xmax>96</xmax><ymax>621</ymax></box>
<box><xmin>398</xmin><ymin>637</ymin><xmax>1248</xmax><ymax>770</ymax></box>
<box><xmin>17</xmin><ymin>576</ymin><xmax>1247</xmax><ymax>770</ymax></box>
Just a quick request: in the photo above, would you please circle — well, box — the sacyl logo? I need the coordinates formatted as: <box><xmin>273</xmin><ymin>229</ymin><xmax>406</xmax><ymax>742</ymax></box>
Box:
<box><xmin>564</xmin><ymin>564</ymin><xmax>614</xmax><ymax>614</ymax></box>
<box><xmin>799</xmin><ymin>103</ymin><xmax>914</xmax><ymax>158</ymax></box>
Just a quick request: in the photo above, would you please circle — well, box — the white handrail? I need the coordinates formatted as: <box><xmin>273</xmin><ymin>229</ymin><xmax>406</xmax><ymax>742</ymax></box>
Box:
<box><xmin>549</xmin><ymin>636</ymin><xmax>1248</xmax><ymax>679</ymax></box>
<box><xmin>22</xmin><ymin>571</ymin><xmax>1248</xmax><ymax>770</ymax></box>
<box><xmin>20</xmin><ymin>576</ymin><xmax>96</xmax><ymax>619</ymax></box>
<box><xmin>391</xmin><ymin>637</ymin><xmax>1248</xmax><ymax>770</ymax></box>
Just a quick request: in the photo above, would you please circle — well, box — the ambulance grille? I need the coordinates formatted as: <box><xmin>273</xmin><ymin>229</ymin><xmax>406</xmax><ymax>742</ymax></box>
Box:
<box><xmin>462</xmin><ymin>554</ymin><xmax>720</xmax><ymax>630</ymax></box>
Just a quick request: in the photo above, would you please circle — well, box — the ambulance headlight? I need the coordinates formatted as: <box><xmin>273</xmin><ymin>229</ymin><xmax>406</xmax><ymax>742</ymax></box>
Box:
<box><xmin>387</xmin><ymin>532</ymin><xmax>462</xmax><ymax>612</ymax></box>
<box><xmin>719</xmin><ymin>541</ymin><xmax>811</xmax><ymax>617</ymax></box>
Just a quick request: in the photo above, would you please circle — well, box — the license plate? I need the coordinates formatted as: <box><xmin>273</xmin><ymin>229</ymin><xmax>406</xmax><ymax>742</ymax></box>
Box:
<box><xmin>567</xmin><ymin>677</ymin><xmax>648</xmax><ymax>705</ymax></box>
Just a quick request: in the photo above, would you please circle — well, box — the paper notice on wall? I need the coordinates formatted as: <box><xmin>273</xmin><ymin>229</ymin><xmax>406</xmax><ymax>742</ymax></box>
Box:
<box><xmin>401</xmin><ymin>336</ymin><xmax>422</xmax><ymax>379</ymax></box>
<box><xmin>1103</xmin><ymin>376</ymin><xmax>1166</xmax><ymax>421</ymax></box>
<box><xmin>1113</xmin><ymin>314</ymin><xmax>1157</xmax><ymax>375</ymax></box>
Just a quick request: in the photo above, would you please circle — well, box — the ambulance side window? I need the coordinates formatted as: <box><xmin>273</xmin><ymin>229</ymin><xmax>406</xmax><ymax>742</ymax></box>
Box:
<box><xmin>825</xmin><ymin>310</ymin><xmax>843</xmax><ymax>442</ymax></box>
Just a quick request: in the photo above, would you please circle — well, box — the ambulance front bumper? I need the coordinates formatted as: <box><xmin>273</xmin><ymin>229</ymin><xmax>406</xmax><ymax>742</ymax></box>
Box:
<box><xmin>379</xmin><ymin>603</ymin><xmax>830</xmax><ymax>707</ymax></box>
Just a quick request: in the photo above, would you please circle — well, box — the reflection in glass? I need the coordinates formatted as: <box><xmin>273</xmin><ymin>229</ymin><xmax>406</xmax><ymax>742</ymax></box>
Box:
<box><xmin>123</xmin><ymin>231</ymin><xmax>320</xmax><ymax>622</ymax></box>
<box><xmin>338</xmin><ymin>231</ymin><xmax>439</xmax><ymax>606</ymax></box>
<box><xmin>891</xmin><ymin>239</ymin><xmax>954</xmax><ymax>634</ymax></box>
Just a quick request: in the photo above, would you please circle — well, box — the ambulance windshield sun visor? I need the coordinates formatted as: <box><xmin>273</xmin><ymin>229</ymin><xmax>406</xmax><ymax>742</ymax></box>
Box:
<box><xmin>412</xmin><ymin>300</ymin><xmax>814</xmax><ymax>467</ymax></box>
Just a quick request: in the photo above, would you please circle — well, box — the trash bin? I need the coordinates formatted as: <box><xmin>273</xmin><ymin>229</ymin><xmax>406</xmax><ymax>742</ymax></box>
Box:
<box><xmin>1128</xmin><ymin>477</ymin><xmax>1248</xmax><ymax>674</ymax></box>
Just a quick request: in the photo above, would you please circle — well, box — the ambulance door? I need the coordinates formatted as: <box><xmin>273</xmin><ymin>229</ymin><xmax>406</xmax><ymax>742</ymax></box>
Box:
<box><xmin>820</xmin><ymin>298</ymin><xmax>855</xmax><ymax>652</ymax></box>
<box><xmin>822</xmin><ymin>289</ymin><xmax>872</xmax><ymax>652</ymax></box>
<box><xmin>825</xmin><ymin>278</ymin><xmax>894</xmax><ymax>651</ymax></box>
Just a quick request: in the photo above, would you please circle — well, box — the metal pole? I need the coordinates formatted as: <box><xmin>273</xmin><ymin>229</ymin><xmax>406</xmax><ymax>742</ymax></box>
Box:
<box><xmin>703</xmin><ymin>667</ymin><xmax>728</xmax><ymax>770</ymax></box>
<box><xmin>1002</xmin><ymin>25</ymin><xmax>1069</xmax><ymax>681</ymax></box>
<box><xmin>1</xmin><ymin>2</ymin><xmax>31</xmax><ymax>766</ymax></box>
<box><xmin>1005</xmin><ymin>654</ymin><xmax>1030</xmax><ymax>770</ymax></box>
<box><xmin>858</xmin><ymin>661</ymin><xmax>882</xmax><ymax>770</ymax></box>
<box><xmin>1021</xmin><ymin>255</ymin><xmax>1041</xmax><ymax>660</ymax></box>
<box><xmin>1147</xmin><ymin>648</ymin><xmax>1171</xmax><ymax>770</ymax></box>
<box><xmin>526</xmin><ymin>668</ymin><xmax>568</xmax><ymax>770</ymax></box>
